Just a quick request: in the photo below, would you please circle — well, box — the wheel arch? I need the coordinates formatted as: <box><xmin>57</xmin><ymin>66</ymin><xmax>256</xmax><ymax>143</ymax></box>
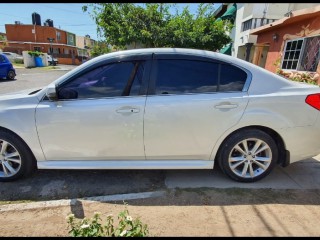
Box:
<box><xmin>0</xmin><ymin>126</ymin><xmax>37</xmax><ymax>168</ymax></box>
<box><xmin>213</xmin><ymin>125</ymin><xmax>290</xmax><ymax>168</ymax></box>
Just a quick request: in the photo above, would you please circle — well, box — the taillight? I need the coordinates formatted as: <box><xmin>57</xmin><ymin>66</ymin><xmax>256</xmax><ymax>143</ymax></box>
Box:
<box><xmin>306</xmin><ymin>94</ymin><xmax>320</xmax><ymax>111</ymax></box>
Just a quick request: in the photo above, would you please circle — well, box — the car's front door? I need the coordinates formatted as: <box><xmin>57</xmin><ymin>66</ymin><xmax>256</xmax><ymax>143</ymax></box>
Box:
<box><xmin>35</xmin><ymin>55</ymin><xmax>151</xmax><ymax>161</ymax></box>
<box><xmin>143</xmin><ymin>54</ymin><xmax>250</xmax><ymax>161</ymax></box>
<box><xmin>0</xmin><ymin>55</ymin><xmax>9</xmax><ymax>77</ymax></box>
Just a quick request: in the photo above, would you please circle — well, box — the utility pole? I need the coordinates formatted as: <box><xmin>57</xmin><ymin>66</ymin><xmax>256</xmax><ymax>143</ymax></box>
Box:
<box><xmin>47</xmin><ymin>37</ymin><xmax>55</xmax><ymax>66</ymax></box>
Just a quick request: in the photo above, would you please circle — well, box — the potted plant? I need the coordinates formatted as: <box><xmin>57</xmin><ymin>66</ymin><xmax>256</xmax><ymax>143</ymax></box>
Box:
<box><xmin>28</xmin><ymin>51</ymin><xmax>44</xmax><ymax>67</ymax></box>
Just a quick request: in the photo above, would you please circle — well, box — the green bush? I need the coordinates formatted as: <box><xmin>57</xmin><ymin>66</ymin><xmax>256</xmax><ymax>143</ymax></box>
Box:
<box><xmin>66</xmin><ymin>207</ymin><xmax>149</xmax><ymax>237</ymax></box>
<box><xmin>28</xmin><ymin>51</ymin><xmax>44</xmax><ymax>57</ymax></box>
<box><xmin>14</xmin><ymin>58</ymin><xmax>24</xmax><ymax>64</ymax></box>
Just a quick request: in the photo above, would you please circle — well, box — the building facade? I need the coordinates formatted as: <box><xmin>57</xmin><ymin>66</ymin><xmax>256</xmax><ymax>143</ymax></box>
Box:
<box><xmin>249</xmin><ymin>5</ymin><xmax>320</xmax><ymax>84</ymax></box>
<box><xmin>76</xmin><ymin>35</ymin><xmax>96</xmax><ymax>57</ymax></box>
<box><xmin>216</xmin><ymin>3</ymin><xmax>319</xmax><ymax>64</ymax></box>
<box><xmin>0</xmin><ymin>23</ymin><xmax>86</xmax><ymax>65</ymax></box>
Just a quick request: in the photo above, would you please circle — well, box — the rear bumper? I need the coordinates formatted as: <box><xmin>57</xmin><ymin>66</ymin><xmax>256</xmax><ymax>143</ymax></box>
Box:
<box><xmin>280</xmin><ymin>121</ymin><xmax>320</xmax><ymax>164</ymax></box>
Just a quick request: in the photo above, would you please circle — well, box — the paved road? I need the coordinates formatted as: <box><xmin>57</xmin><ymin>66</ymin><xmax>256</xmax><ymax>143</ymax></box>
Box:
<box><xmin>0</xmin><ymin>65</ymin><xmax>76</xmax><ymax>94</ymax></box>
<box><xmin>0</xmin><ymin>65</ymin><xmax>320</xmax><ymax>202</ymax></box>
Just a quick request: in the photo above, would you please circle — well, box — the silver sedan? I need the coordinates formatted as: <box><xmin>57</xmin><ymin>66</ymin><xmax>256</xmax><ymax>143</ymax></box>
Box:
<box><xmin>0</xmin><ymin>48</ymin><xmax>319</xmax><ymax>182</ymax></box>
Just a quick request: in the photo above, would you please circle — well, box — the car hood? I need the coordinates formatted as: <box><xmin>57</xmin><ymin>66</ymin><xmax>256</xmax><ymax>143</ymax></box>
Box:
<box><xmin>0</xmin><ymin>87</ymin><xmax>43</xmax><ymax>102</ymax></box>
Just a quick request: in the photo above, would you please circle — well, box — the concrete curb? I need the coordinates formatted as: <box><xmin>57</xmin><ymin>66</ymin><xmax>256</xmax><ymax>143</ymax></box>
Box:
<box><xmin>0</xmin><ymin>190</ymin><xmax>166</xmax><ymax>212</ymax></box>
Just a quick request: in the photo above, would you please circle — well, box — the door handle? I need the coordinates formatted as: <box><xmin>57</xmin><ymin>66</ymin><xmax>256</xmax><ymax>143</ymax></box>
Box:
<box><xmin>214</xmin><ymin>102</ymin><xmax>238</xmax><ymax>109</ymax></box>
<box><xmin>116</xmin><ymin>107</ymin><xmax>140</xmax><ymax>113</ymax></box>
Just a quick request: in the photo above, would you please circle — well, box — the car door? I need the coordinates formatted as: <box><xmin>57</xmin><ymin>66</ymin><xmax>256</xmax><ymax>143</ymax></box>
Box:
<box><xmin>0</xmin><ymin>55</ymin><xmax>10</xmax><ymax>77</ymax></box>
<box><xmin>35</xmin><ymin>54</ymin><xmax>151</xmax><ymax>161</ymax></box>
<box><xmin>143</xmin><ymin>54</ymin><xmax>250</xmax><ymax>161</ymax></box>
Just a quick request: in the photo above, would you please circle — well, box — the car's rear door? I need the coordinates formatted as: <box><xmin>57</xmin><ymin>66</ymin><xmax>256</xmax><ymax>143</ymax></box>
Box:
<box><xmin>143</xmin><ymin>53</ymin><xmax>250</xmax><ymax>161</ymax></box>
<box><xmin>36</xmin><ymin>54</ymin><xmax>151</xmax><ymax>161</ymax></box>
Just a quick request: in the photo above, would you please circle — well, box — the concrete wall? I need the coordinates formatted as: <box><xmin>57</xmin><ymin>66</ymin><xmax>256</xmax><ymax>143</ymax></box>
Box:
<box><xmin>23</xmin><ymin>51</ymin><xmax>48</xmax><ymax>68</ymax></box>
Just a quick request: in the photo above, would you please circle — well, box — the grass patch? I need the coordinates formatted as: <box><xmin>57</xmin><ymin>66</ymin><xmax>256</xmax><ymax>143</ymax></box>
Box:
<box><xmin>0</xmin><ymin>200</ymin><xmax>35</xmax><ymax>205</ymax></box>
<box><xmin>12</xmin><ymin>63</ymin><xmax>25</xmax><ymax>68</ymax></box>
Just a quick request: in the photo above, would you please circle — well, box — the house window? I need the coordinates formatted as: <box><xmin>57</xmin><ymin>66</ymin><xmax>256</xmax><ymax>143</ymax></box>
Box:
<box><xmin>34</xmin><ymin>46</ymin><xmax>41</xmax><ymax>52</ymax></box>
<box><xmin>242</xmin><ymin>19</ymin><xmax>253</xmax><ymax>32</ymax></box>
<box><xmin>56</xmin><ymin>31</ymin><xmax>61</xmax><ymax>41</ymax></box>
<box><xmin>68</xmin><ymin>35</ymin><xmax>74</xmax><ymax>44</ymax></box>
<box><xmin>281</xmin><ymin>35</ymin><xmax>320</xmax><ymax>71</ymax></box>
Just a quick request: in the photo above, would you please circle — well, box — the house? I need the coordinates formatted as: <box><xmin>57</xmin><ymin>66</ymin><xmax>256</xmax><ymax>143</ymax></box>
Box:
<box><xmin>0</xmin><ymin>18</ymin><xmax>87</xmax><ymax>65</ymax></box>
<box><xmin>249</xmin><ymin>5</ymin><xmax>320</xmax><ymax>84</ymax></box>
<box><xmin>216</xmin><ymin>3</ymin><xmax>319</xmax><ymax>63</ymax></box>
<box><xmin>76</xmin><ymin>35</ymin><xmax>96</xmax><ymax>58</ymax></box>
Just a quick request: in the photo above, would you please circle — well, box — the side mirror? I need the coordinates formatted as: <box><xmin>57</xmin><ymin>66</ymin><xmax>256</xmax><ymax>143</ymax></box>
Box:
<box><xmin>46</xmin><ymin>83</ymin><xmax>58</xmax><ymax>101</ymax></box>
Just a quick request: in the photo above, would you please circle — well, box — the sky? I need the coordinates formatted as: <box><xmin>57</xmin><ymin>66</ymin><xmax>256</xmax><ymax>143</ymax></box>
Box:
<box><xmin>0</xmin><ymin>3</ymin><xmax>219</xmax><ymax>41</ymax></box>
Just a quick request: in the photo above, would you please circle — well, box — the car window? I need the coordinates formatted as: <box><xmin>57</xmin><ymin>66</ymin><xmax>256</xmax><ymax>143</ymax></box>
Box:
<box><xmin>219</xmin><ymin>64</ymin><xmax>247</xmax><ymax>92</ymax></box>
<box><xmin>155</xmin><ymin>60</ymin><xmax>219</xmax><ymax>95</ymax></box>
<box><xmin>0</xmin><ymin>55</ymin><xmax>6</xmax><ymax>63</ymax></box>
<box><xmin>58</xmin><ymin>61</ymin><xmax>145</xmax><ymax>100</ymax></box>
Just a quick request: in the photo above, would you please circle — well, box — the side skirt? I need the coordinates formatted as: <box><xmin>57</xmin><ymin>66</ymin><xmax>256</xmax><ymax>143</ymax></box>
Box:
<box><xmin>37</xmin><ymin>160</ymin><xmax>214</xmax><ymax>170</ymax></box>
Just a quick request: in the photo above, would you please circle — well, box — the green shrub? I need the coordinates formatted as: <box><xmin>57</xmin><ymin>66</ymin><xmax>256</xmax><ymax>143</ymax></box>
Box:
<box><xmin>66</xmin><ymin>207</ymin><xmax>149</xmax><ymax>237</ymax></box>
<box><xmin>28</xmin><ymin>51</ymin><xmax>44</xmax><ymax>57</ymax></box>
<box><xmin>14</xmin><ymin>58</ymin><xmax>24</xmax><ymax>64</ymax></box>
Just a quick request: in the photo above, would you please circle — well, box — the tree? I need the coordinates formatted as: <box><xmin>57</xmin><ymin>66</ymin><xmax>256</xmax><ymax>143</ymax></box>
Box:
<box><xmin>83</xmin><ymin>3</ymin><xmax>233</xmax><ymax>51</ymax></box>
<box><xmin>0</xmin><ymin>35</ymin><xmax>7</xmax><ymax>51</ymax></box>
<box><xmin>89</xmin><ymin>41</ymin><xmax>112</xmax><ymax>57</ymax></box>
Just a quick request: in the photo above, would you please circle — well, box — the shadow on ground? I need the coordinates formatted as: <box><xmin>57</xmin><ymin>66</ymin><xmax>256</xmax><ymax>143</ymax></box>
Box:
<box><xmin>0</xmin><ymin>169</ymin><xmax>166</xmax><ymax>201</ymax></box>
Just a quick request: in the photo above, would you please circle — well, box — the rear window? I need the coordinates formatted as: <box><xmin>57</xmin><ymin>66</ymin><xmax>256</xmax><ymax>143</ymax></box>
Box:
<box><xmin>154</xmin><ymin>59</ymin><xmax>248</xmax><ymax>95</ymax></box>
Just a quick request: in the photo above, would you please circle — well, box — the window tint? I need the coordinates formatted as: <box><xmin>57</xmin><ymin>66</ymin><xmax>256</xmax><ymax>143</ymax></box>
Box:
<box><xmin>155</xmin><ymin>60</ymin><xmax>219</xmax><ymax>95</ymax></box>
<box><xmin>219</xmin><ymin>64</ymin><xmax>247</xmax><ymax>92</ymax></box>
<box><xmin>0</xmin><ymin>55</ymin><xmax>5</xmax><ymax>63</ymax></box>
<box><xmin>58</xmin><ymin>61</ymin><xmax>145</xmax><ymax>99</ymax></box>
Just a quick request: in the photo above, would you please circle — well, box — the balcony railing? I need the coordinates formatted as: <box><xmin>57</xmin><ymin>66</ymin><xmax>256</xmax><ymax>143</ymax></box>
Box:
<box><xmin>241</xmin><ymin>18</ymin><xmax>278</xmax><ymax>32</ymax></box>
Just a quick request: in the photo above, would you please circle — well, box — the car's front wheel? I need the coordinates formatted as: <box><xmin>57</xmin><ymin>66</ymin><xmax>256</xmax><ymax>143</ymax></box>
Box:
<box><xmin>218</xmin><ymin>129</ymin><xmax>278</xmax><ymax>182</ymax></box>
<box><xmin>6</xmin><ymin>70</ymin><xmax>15</xmax><ymax>80</ymax></box>
<box><xmin>0</xmin><ymin>130</ymin><xmax>35</xmax><ymax>182</ymax></box>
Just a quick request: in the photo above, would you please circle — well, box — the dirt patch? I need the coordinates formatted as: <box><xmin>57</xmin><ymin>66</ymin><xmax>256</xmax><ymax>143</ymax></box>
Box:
<box><xmin>1</xmin><ymin>188</ymin><xmax>320</xmax><ymax>237</ymax></box>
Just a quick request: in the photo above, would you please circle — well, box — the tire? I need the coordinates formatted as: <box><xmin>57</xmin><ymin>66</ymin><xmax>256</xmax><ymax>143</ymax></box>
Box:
<box><xmin>0</xmin><ymin>130</ymin><xmax>36</xmax><ymax>182</ymax></box>
<box><xmin>218</xmin><ymin>129</ymin><xmax>278</xmax><ymax>183</ymax></box>
<box><xmin>6</xmin><ymin>70</ymin><xmax>15</xmax><ymax>80</ymax></box>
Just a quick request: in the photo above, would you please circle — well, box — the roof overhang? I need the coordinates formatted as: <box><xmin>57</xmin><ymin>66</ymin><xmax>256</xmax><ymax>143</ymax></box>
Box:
<box><xmin>250</xmin><ymin>5</ymin><xmax>320</xmax><ymax>35</ymax></box>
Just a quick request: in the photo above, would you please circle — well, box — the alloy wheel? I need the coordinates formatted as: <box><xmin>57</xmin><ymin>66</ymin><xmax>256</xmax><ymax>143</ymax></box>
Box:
<box><xmin>0</xmin><ymin>139</ymin><xmax>22</xmax><ymax>178</ymax></box>
<box><xmin>228</xmin><ymin>138</ymin><xmax>272</xmax><ymax>178</ymax></box>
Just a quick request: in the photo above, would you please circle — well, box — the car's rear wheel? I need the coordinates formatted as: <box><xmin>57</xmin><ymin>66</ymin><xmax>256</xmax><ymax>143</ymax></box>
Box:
<box><xmin>6</xmin><ymin>70</ymin><xmax>15</xmax><ymax>80</ymax></box>
<box><xmin>218</xmin><ymin>129</ymin><xmax>278</xmax><ymax>182</ymax></box>
<box><xmin>0</xmin><ymin>130</ymin><xmax>35</xmax><ymax>182</ymax></box>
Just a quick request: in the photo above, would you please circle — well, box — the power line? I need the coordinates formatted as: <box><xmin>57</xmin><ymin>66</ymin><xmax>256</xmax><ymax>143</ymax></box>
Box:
<box><xmin>0</xmin><ymin>12</ymin><xmax>31</xmax><ymax>20</ymax></box>
<box><xmin>42</xmin><ymin>4</ymin><xmax>86</xmax><ymax>15</ymax></box>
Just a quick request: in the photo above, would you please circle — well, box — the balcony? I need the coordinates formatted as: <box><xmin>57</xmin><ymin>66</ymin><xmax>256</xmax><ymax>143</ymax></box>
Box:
<box><xmin>241</xmin><ymin>18</ymin><xmax>278</xmax><ymax>32</ymax></box>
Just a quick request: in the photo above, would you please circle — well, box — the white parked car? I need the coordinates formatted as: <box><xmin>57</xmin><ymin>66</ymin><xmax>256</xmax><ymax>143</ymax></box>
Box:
<box><xmin>2</xmin><ymin>52</ymin><xmax>24</xmax><ymax>63</ymax></box>
<box><xmin>0</xmin><ymin>48</ymin><xmax>319</xmax><ymax>182</ymax></box>
<box><xmin>46</xmin><ymin>55</ymin><xmax>58</xmax><ymax>65</ymax></box>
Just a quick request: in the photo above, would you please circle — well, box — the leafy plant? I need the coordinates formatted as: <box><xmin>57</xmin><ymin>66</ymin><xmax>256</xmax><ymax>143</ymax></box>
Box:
<box><xmin>66</xmin><ymin>206</ymin><xmax>149</xmax><ymax>237</ymax></box>
<box><xmin>14</xmin><ymin>58</ymin><xmax>24</xmax><ymax>64</ymax></box>
<box><xmin>28</xmin><ymin>51</ymin><xmax>44</xmax><ymax>57</ymax></box>
<box><xmin>83</xmin><ymin>3</ymin><xmax>233</xmax><ymax>51</ymax></box>
<box><xmin>273</xmin><ymin>58</ymin><xmax>319</xmax><ymax>86</ymax></box>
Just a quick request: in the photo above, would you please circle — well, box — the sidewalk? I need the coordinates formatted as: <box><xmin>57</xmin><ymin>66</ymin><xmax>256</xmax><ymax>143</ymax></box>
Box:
<box><xmin>1</xmin><ymin>187</ymin><xmax>320</xmax><ymax>237</ymax></box>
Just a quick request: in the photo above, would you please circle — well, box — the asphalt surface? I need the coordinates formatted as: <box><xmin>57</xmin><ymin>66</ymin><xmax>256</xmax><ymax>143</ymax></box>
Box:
<box><xmin>0</xmin><ymin>65</ymin><xmax>320</xmax><ymax>203</ymax></box>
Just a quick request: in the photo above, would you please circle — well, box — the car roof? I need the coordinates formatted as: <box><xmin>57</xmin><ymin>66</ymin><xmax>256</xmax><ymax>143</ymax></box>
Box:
<box><xmin>49</xmin><ymin>47</ymin><xmax>310</xmax><ymax>95</ymax></box>
<box><xmin>0</xmin><ymin>53</ymin><xmax>10</xmax><ymax>60</ymax></box>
